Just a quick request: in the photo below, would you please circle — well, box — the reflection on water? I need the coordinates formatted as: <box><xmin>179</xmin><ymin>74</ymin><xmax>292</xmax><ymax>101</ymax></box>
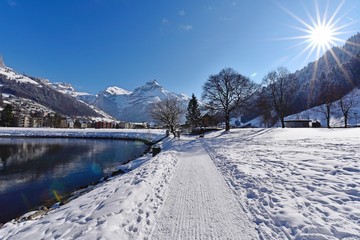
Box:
<box><xmin>0</xmin><ymin>138</ymin><xmax>148</xmax><ymax>224</ymax></box>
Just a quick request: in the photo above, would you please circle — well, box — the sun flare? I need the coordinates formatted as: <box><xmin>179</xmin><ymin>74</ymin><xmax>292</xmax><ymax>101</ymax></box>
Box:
<box><xmin>281</xmin><ymin>0</ymin><xmax>358</xmax><ymax>108</ymax></box>
<box><xmin>309</xmin><ymin>23</ymin><xmax>335</xmax><ymax>48</ymax></box>
<box><xmin>281</xmin><ymin>1</ymin><xmax>355</xmax><ymax>63</ymax></box>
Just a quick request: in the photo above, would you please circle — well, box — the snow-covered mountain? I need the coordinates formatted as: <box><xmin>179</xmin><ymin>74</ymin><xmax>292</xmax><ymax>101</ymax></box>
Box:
<box><xmin>0</xmin><ymin>56</ymin><xmax>189</xmax><ymax>123</ymax></box>
<box><xmin>42</xmin><ymin>78</ymin><xmax>190</xmax><ymax>122</ymax></box>
<box><xmin>89</xmin><ymin>80</ymin><xmax>189</xmax><ymax>122</ymax></box>
<box><xmin>43</xmin><ymin>81</ymin><xmax>97</xmax><ymax>103</ymax></box>
<box><xmin>0</xmin><ymin>61</ymin><xmax>105</xmax><ymax>118</ymax></box>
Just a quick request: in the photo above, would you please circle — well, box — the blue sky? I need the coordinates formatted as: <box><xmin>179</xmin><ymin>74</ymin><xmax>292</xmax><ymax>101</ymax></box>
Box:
<box><xmin>0</xmin><ymin>0</ymin><xmax>359</xmax><ymax>97</ymax></box>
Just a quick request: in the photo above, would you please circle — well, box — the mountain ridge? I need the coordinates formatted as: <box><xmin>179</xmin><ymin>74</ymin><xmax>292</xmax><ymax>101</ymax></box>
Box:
<box><xmin>287</xmin><ymin>32</ymin><xmax>360</xmax><ymax>115</ymax></box>
<box><xmin>0</xmin><ymin>66</ymin><xmax>103</xmax><ymax>118</ymax></box>
<box><xmin>87</xmin><ymin>80</ymin><xmax>189</xmax><ymax>122</ymax></box>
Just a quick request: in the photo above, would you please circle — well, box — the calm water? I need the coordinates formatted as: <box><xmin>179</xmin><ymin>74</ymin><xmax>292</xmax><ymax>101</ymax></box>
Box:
<box><xmin>0</xmin><ymin>138</ymin><xmax>149</xmax><ymax>224</ymax></box>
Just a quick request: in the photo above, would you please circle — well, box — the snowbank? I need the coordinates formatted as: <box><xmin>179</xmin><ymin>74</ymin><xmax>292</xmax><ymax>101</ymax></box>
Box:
<box><xmin>0</xmin><ymin>137</ymin><xmax>179</xmax><ymax>239</ymax></box>
<box><xmin>0</xmin><ymin>128</ymin><xmax>167</xmax><ymax>144</ymax></box>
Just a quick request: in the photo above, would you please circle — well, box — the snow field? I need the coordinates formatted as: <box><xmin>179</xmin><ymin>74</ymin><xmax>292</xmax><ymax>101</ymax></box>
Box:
<box><xmin>0</xmin><ymin>67</ymin><xmax>39</xmax><ymax>85</ymax></box>
<box><xmin>203</xmin><ymin>128</ymin><xmax>360</xmax><ymax>240</ymax></box>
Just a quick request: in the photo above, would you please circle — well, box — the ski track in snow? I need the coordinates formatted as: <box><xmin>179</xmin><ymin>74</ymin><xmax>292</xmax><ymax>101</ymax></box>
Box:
<box><xmin>151</xmin><ymin>139</ymin><xmax>257</xmax><ymax>240</ymax></box>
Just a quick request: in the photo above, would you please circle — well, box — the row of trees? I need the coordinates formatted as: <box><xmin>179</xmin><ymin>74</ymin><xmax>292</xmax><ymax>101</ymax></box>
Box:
<box><xmin>312</xmin><ymin>72</ymin><xmax>360</xmax><ymax>128</ymax></box>
<box><xmin>148</xmin><ymin>67</ymin><xmax>296</xmax><ymax>132</ymax></box>
<box><xmin>150</xmin><ymin>65</ymin><xmax>359</xmax><ymax>132</ymax></box>
<box><xmin>0</xmin><ymin>104</ymin><xmax>15</xmax><ymax>127</ymax></box>
<box><xmin>149</xmin><ymin>68</ymin><xmax>262</xmax><ymax>132</ymax></box>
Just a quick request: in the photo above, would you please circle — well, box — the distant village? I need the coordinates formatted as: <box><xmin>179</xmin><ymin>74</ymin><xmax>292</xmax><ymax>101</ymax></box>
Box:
<box><xmin>0</xmin><ymin>92</ymin><xmax>149</xmax><ymax>129</ymax></box>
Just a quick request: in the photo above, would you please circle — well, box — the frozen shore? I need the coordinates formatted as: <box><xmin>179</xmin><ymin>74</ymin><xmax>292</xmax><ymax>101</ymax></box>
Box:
<box><xmin>0</xmin><ymin>128</ymin><xmax>167</xmax><ymax>144</ymax></box>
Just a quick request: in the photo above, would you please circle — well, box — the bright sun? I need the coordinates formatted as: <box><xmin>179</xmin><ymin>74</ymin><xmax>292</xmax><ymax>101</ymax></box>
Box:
<box><xmin>309</xmin><ymin>24</ymin><xmax>335</xmax><ymax>48</ymax></box>
<box><xmin>281</xmin><ymin>1</ymin><xmax>358</xmax><ymax>106</ymax></box>
<box><xmin>282</xmin><ymin>1</ymin><xmax>353</xmax><ymax>63</ymax></box>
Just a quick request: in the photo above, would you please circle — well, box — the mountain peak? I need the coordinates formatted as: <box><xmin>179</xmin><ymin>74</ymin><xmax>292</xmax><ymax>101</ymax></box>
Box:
<box><xmin>104</xmin><ymin>86</ymin><xmax>131</xmax><ymax>95</ymax></box>
<box><xmin>132</xmin><ymin>80</ymin><xmax>163</xmax><ymax>94</ymax></box>
<box><xmin>146</xmin><ymin>80</ymin><xmax>160</xmax><ymax>86</ymax></box>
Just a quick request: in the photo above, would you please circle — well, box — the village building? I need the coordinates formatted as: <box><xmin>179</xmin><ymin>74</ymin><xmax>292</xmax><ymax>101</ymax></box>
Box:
<box><xmin>284</xmin><ymin>120</ymin><xmax>312</xmax><ymax>128</ymax></box>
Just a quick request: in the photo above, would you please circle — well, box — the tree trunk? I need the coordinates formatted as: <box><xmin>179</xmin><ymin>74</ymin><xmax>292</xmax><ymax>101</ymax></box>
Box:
<box><xmin>225</xmin><ymin>113</ymin><xmax>230</xmax><ymax>131</ymax></box>
<box><xmin>344</xmin><ymin>115</ymin><xmax>348</xmax><ymax>128</ymax></box>
<box><xmin>170</xmin><ymin>125</ymin><xmax>176</xmax><ymax>137</ymax></box>
<box><xmin>280</xmin><ymin>117</ymin><xmax>285</xmax><ymax>128</ymax></box>
<box><xmin>326</xmin><ymin>105</ymin><xmax>331</xmax><ymax>129</ymax></box>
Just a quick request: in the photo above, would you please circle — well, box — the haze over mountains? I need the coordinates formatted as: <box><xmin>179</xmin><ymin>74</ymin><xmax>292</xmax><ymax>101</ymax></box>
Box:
<box><xmin>0</xmin><ymin>33</ymin><xmax>360</xmax><ymax>124</ymax></box>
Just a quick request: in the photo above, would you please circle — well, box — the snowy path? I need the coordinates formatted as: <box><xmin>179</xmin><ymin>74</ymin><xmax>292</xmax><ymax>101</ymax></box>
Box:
<box><xmin>151</xmin><ymin>139</ymin><xmax>257</xmax><ymax>240</ymax></box>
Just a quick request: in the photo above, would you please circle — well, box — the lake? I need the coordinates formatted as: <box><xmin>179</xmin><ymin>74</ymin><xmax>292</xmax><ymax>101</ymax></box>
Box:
<box><xmin>0</xmin><ymin>137</ymin><xmax>149</xmax><ymax>224</ymax></box>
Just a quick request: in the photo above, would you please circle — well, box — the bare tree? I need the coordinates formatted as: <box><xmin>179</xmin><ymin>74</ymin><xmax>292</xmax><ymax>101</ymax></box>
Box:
<box><xmin>202</xmin><ymin>68</ymin><xmax>257</xmax><ymax>131</ymax></box>
<box><xmin>338</xmin><ymin>90</ymin><xmax>360</xmax><ymax>128</ymax></box>
<box><xmin>149</xmin><ymin>98</ymin><xmax>184</xmax><ymax>135</ymax></box>
<box><xmin>255</xmin><ymin>87</ymin><xmax>275</xmax><ymax>128</ymax></box>
<box><xmin>316</xmin><ymin>72</ymin><xmax>337</xmax><ymax>128</ymax></box>
<box><xmin>263</xmin><ymin>67</ymin><xmax>297</xmax><ymax>128</ymax></box>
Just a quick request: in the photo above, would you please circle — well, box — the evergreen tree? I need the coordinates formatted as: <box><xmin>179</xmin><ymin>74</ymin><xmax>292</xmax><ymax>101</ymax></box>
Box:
<box><xmin>52</xmin><ymin>114</ymin><xmax>62</xmax><ymax>128</ymax></box>
<box><xmin>0</xmin><ymin>93</ymin><xmax>3</xmax><ymax>107</ymax></box>
<box><xmin>186</xmin><ymin>94</ymin><xmax>202</xmax><ymax>128</ymax></box>
<box><xmin>0</xmin><ymin>104</ymin><xmax>15</xmax><ymax>127</ymax></box>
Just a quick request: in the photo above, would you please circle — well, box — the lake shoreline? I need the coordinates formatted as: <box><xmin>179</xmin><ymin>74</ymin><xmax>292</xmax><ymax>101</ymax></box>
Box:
<box><xmin>0</xmin><ymin>129</ymin><xmax>167</xmax><ymax>226</ymax></box>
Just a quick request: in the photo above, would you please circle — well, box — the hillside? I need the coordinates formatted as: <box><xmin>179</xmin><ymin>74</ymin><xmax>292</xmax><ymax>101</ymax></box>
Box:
<box><xmin>248</xmin><ymin>33</ymin><xmax>360</xmax><ymax>124</ymax></box>
<box><xmin>0</xmin><ymin>65</ymin><xmax>101</xmax><ymax>118</ymax></box>
<box><xmin>291</xmin><ymin>33</ymin><xmax>360</xmax><ymax>113</ymax></box>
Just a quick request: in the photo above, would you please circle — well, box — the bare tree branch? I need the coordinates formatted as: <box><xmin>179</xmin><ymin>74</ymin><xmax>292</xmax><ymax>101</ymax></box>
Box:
<box><xmin>149</xmin><ymin>98</ymin><xmax>184</xmax><ymax>134</ymax></box>
<box><xmin>338</xmin><ymin>89</ymin><xmax>360</xmax><ymax>127</ymax></box>
<box><xmin>263</xmin><ymin>67</ymin><xmax>297</xmax><ymax>128</ymax></box>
